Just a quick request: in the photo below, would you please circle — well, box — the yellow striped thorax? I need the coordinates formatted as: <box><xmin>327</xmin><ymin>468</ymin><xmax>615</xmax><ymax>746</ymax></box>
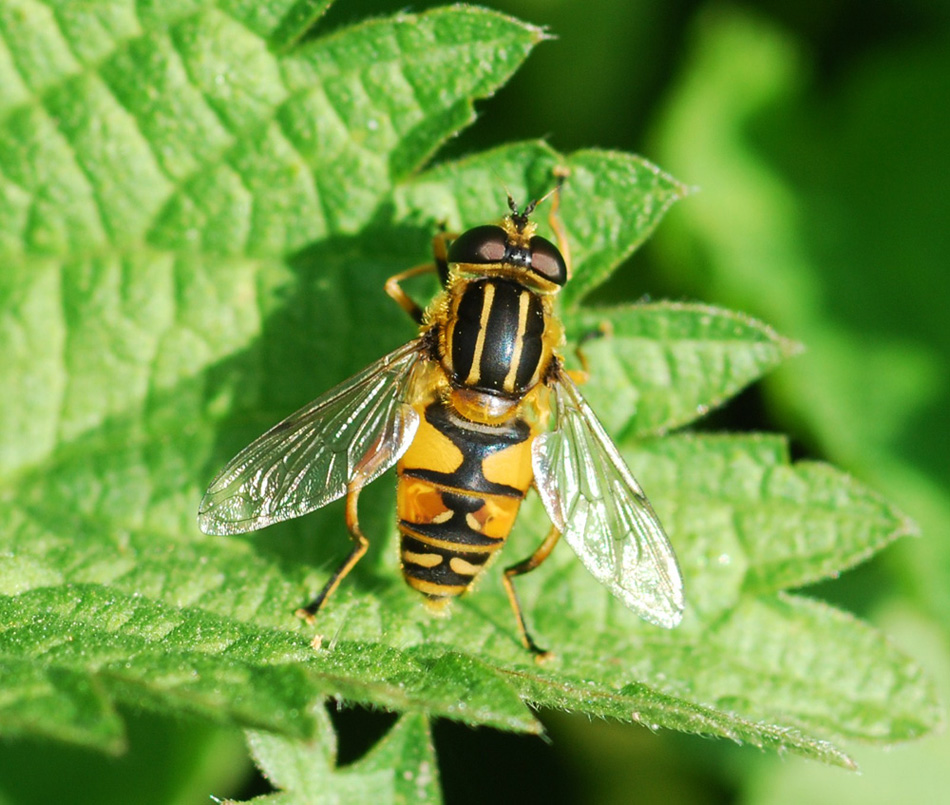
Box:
<box><xmin>427</xmin><ymin>214</ymin><xmax>568</xmax><ymax>415</ymax></box>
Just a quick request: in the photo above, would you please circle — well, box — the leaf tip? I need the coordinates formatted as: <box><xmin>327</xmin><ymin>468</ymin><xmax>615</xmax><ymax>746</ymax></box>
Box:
<box><xmin>894</xmin><ymin>509</ymin><xmax>922</xmax><ymax>540</ymax></box>
<box><xmin>673</xmin><ymin>178</ymin><xmax>699</xmax><ymax>200</ymax></box>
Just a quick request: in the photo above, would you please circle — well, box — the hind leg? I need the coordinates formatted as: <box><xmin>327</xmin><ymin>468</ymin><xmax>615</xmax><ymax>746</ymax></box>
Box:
<box><xmin>501</xmin><ymin>524</ymin><xmax>562</xmax><ymax>662</ymax></box>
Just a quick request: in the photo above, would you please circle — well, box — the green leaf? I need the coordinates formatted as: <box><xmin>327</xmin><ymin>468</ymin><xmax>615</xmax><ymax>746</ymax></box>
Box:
<box><xmin>239</xmin><ymin>709</ymin><xmax>440</xmax><ymax>804</ymax></box>
<box><xmin>453</xmin><ymin>436</ymin><xmax>933</xmax><ymax>765</ymax></box>
<box><xmin>0</xmin><ymin>657</ymin><xmax>123</xmax><ymax>753</ymax></box>
<box><xmin>0</xmin><ymin>3</ymin><xmax>545</xmax><ymax>478</ymax></box>
<box><xmin>625</xmin><ymin>434</ymin><xmax>920</xmax><ymax>603</ymax></box>
<box><xmin>563</xmin><ymin>302</ymin><xmax>802</xmax><ymax>437</ymax></box>
<box><xmin>0</xmin><ymin>1</ymin><xmax>938</xmax><ymax>796</ymax></box>
<box><xmin>356</xmin><ymin>714</ymin><xmax>440</xmax><ymax>805</ymax></box>
<box><xmin>556</xmin><ymin>149</ymin><xmax>692</xmax><ymax>307</ymax></box>
<box><xmin>0</xmin><ymin>0</ymin><xmax>547</xmax><ymax>756</ymax></box>
<box><xmin>270</xmin><ymin>1</ymin><xmax>335</xmax><ymax>51</ymax></box>
<box><xmin>742</xmin><ymin>604</ymin><xmax>950</xmax><ymax>805</ymax></box>
<box><xmin>0</xmin><ymin>584</ymin><xmax>317</xmax><ymax>749</ymax></box>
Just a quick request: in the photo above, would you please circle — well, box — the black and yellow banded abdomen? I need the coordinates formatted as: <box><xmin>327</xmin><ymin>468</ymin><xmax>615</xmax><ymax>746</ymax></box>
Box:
<box><xmin>396</xmin><ymin>400</ymin><xmax>535</xmax><ymax>599</ymax></box>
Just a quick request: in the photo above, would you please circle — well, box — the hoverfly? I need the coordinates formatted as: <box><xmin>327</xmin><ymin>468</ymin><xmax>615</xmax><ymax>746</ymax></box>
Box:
<box><xmin>198</xmin><ymin>178</ymin><xmax>684</xmax><ymax>658</ymax></box>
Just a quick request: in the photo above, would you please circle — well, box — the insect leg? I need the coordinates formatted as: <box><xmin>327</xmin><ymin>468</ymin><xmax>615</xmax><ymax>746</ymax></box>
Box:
<box><xmin>296</xmin><ymin>405</ymin><xmax>418</xmax><ymax>634</ymax></box>
<box><xmin>431</xmin><ymin>226</ymin><xmax>456</xmax><ymax>287</ymax></box>
<box><xmin>384</xmin><ymin>263</ymin><xmax>437</xmax><ymax>325</ymax></box>
<box><xmin>296</xmin><ymin>480</ymin><xmax>369</xmax><ymax>624</ymax></box>
<box><xmin>384</xmin><ymin>227</ymin><xmax>458</xmax><ymax>323</ymax></box>
<box><xmin>568</xmin><ymin>321</ymin><xmax>613</xmax><ymax>384</ymax></box>
<box><xmin>502</xmin><ymin>524</ymin><xmax>562</xmax><ymax>661</ymax></box>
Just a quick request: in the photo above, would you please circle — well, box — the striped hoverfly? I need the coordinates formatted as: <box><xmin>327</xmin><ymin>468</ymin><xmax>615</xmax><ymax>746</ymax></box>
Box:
<box><xmin>198</xmin><ymin>178</ymin><xmax>684</xmax><ymax>658</ymax></box>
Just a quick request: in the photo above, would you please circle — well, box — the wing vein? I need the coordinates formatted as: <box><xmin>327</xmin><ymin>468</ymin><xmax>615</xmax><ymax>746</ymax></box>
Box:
<box><xmin>531</xmin><ymin>367</ymin><xmax>684</xmax><ymax>628</ymax></box>
<box><xmin>198</xmin><ymin>340</ymin><xmax>426</xmax><ymax>534</ymax></box>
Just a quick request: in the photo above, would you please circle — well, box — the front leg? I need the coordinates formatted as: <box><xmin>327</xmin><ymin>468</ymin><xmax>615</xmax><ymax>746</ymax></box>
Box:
<box><xmin>384</xmin><ymin>230</ymin><xmax>458</xmax><ymax>324</ymax></box>
<box><xmin>384</xmin><ymin>263</ymin><xmax>437</xmax><ymax>325</ymax></box>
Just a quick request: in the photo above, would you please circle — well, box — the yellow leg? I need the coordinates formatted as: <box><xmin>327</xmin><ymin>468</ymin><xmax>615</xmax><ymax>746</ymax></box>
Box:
<box><xmin>568</xmin><ymin>320</ymin><xmax>613</xmax><ymax>384</ymax></box>
<box><xmin>431</xmin><ymin>227</ymin><xmax>455</xmax><ymax>286</ymax></box>
<box><xmin>295</xmin><ymin>420</ymin><xmax>406</xmax><ymax>644</ymax></box>
<box><xmin>502</xmin><ymin>524</ymin><xmax>562</xmax><ymax>662</ymax></box>
<box><xmin>384</xmin><ymin>230</ymin><xmax>457</xmax><ymax>323</ymax></box>
<box><xmin>296</xmin><ymin>482</ymin><xmax>368</xmax><ymax>627</ymax></box>
<box><xmin>384</xmin><ymin>263</ymin><xmax>437</xmax><ymax>324</ymax></box>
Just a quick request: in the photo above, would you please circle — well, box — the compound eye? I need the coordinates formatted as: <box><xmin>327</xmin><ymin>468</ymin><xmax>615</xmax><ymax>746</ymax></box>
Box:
<box><xmin>447</xmin><ymin>225</ymin><xmax>508</xmax><ymax>264</ymax></box>
<box><xmin>529</xmin><ymin>235</ymin><xmax>568</xmax><ymax>286</ymax></box>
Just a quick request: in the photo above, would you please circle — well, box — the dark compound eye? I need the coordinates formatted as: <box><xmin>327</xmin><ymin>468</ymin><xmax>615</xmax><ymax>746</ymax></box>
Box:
<box><xmin>447</xmin><ymin>225</ymin><xmax>508</xmax><ymax>264</ymax></box>
<box><xmin>528</xmin><ymin>235</ymin><xmax>568</xmax><ymax>286</ymax></box>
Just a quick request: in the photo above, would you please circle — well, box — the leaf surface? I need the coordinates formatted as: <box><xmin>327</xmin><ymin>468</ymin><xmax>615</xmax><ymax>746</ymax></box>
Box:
<box><xmin>0</xmin><ymin>2</ymin><xmax>938</xmax><ymax>791</ymax></box>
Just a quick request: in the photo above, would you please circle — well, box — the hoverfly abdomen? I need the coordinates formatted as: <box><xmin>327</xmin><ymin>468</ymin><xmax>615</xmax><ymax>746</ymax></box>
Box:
<box><xmin>401</xmin><ymin>402</ymin><xmax>532</xmax><ymax>496</ymax></box>
<box><xmin>445</xmin><ymin>278</ymin><xmax>548</xmax><ymax>397</ymax></box>
<box><xmin>396</xmin><ymin>400</ymin><xmax>534</xmax><ymax>601</ymax></box>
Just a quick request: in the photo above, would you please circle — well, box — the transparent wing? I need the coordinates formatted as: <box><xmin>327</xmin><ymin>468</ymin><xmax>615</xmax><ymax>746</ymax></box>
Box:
<box><xmin>198</xmin><ymin>340</ymin><xmax>425</xmax><ymax>535</ymax></box>
<box><xmin>532</xmin><ymin>369</ymin><xmax>684</xmax><ymax>628</ymax></box>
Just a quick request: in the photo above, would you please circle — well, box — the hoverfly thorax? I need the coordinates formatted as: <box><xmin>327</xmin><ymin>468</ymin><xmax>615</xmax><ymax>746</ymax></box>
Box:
<box><xmin>436</xmin><ymin>211</ymin><xmax>567</xmax><ymax>406</ymax></box>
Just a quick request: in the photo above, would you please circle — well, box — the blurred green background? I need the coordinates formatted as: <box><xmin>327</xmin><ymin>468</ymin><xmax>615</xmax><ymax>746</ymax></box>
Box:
<box><xmin>3</xmin><ymin>1</ymin><xmax>946</xmax><ymax>802</ymax></box>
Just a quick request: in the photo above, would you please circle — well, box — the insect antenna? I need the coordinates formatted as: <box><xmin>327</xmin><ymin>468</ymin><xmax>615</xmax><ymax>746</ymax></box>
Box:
<box><xmin>509</xmin><ymin>174</ymin><xmax>568</xmax><ymax>231</ymax></box>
